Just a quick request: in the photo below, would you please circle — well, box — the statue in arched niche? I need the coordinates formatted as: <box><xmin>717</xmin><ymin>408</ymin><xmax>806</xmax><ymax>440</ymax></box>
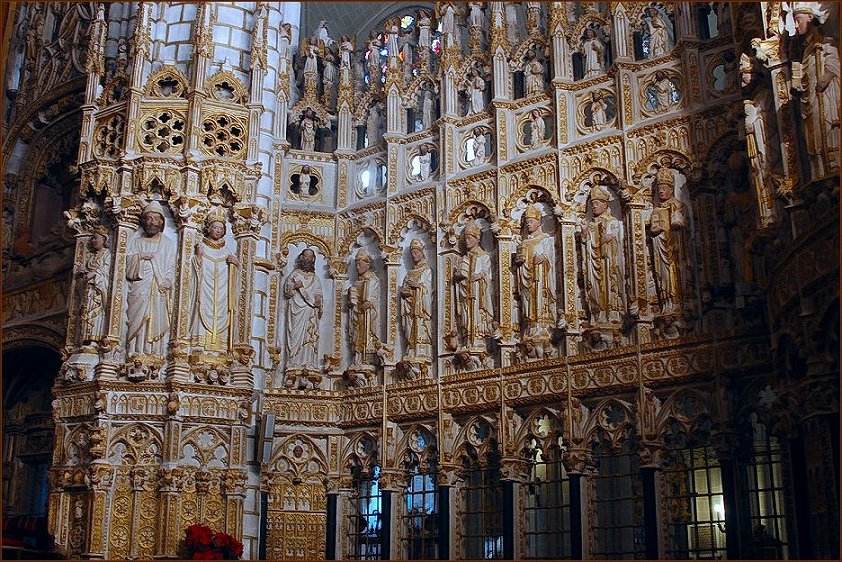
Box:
<box><xmin>580</xmin><ymin>27</ymin><xmax>607</xmax><ymax>78</ymax></box>
<box><xmin>525</xmin><ymin>48</ymin><xmax>545</xmax><ymax>97</ymax></box>
<box><xmin>189</xmin><ymin>207</ymin><xmax>240</xmax><ymax>353</ymax></box>
<box><xmin>787</xmin><ymin>2</ymin><xmax>840</xmax><ymax>178</ymax></box>
<box><xmin>282</xmin><ymin>248</ymin><xmax>324</xmax><ymax>388</ymax></box>
<box><xmin>647</xmin><ymin>167</ymin><xmax>690</xmax><ymax>315</ymax></box>
<box><xmin>348</xmin><ymin>249</ymin><xmax>381</xmax><ymax>367</ymax></box>
<box><xmin>644</xmin><ymin>6</ymin><xmax>673</xmax><ymax>59</ymax></box>
<box><xmin>125</xmin><ymin>201</ymin><xmax>177</xmax><ymax>358</ymax></box>
<box><xmin>513</xmin><ymin>205</ymin><xmax>560</xmax><ymax>348</ymax></box>
<box><xmin>400</xmin><ymin>239</ymin><xmax>433</xmax><ymax>359</ymax></box>
<box><xmin>453</xmin><ymin>222</ymin><xmax>496</xmax><ymax>351</ymax></box>
<box><xmin>579</xmin><ymin>183</ymin><xmax>626</xmax><ymax>326</ymax></box>
<box><xmin>299</xmin><ymin>109</ymin><xmax>319</xmax><ymax>152</ymax></box>
<box><xmin>78</xmin><ymin>225</ymin><xmax>111</xmax><ymax>347</ymax></box>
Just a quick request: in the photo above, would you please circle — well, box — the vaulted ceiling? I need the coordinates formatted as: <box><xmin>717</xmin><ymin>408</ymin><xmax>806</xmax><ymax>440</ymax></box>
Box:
<box><xmin>301</xmin><ymin>2</ymin><xmax>435</xmax><ymax>44</ymax></box>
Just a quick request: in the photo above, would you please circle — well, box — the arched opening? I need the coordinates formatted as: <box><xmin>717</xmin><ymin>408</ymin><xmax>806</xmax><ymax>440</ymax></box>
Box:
<box><xmin>2</xmin><ymin>346</ymin><xmax>60</xmax><ymax>551</ymax></box>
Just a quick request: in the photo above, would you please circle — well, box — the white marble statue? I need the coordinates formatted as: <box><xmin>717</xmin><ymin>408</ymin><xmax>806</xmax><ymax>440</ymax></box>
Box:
<box><xmin>322</xmin><ymin>49</ymin><xmax>337</xmax><ymax>95</ymax></box>
<box><xmin>652</xmin><ymin>70</ymin><xmax>676</xmax><ymax>111</ymax></box>
<box><xmin>418</xmin><ymin>145</ymin><xmax>432</xmax><ymax>180</ymax></box>
<box><xmin>283</xmin><ymin>248</ymin><xmax>324</xmax><ymax>373</ymax></box>
<box><xmin>125</xmin><ymin>201</ymin><xmax>177</xmax><ymax>357</ymax></box>
<box><xmin>348</xmin><ymin>249</ymin><xmax>381</xmax><ymax>365</ymax></box>
<box><xmin>417</xmin><ymin>9</ymin><xmax>433</xmax><ymax>50</ymax></box>
<box><xmin>591</xmin><ymin>91</ymin><xmax>608</xmax><ymax>131</ymax></box>
<box><xmin>366</xmin><ymin>31</ymin><xmax>382</xmax><ymax>83</ymax></box>
<box><xmin>300</xmin><ymin>109</ymin><xmax>317</xmax><ymax>151</ymax></box>
<box><xmin>580</xmin><ymin>184</ymin><xmax>626</xmax><ymax>325</ymax></box>
<box><xmin>79</xmin><ymin>227</ymin><xmax>111</xmax><ymax>346</ymax></box>
<box><xmin>366</xmin><ymin>102</ymin><xmax>383</xmax><ymax>147</ymax></box>
<box><xmin>529</xmin><ymin>109</ymin><xmax>545</xmax><ymax>147</ymax></box>
<box><xmin>514</xmin><ymin>205</ymin><xmax>558</xmax><ymax>340</ymax></box>
<box><xmin>454</xmin><ymin>222</ymin><xmax>495</xmax><ymax>350</ymax></box>
<box><xmin>466</xmin><ymin>68</ymin><xmax>487</xmax><ymax>115</ymax></box>
<box><xmin>471</xmin><ymin>128</ymin><xmax>487</xmax><ymax>166</ymax></box>
<box><xmin>189</xmin><ymin>209</ymin><xmax>240</xmax><ymax>352</ymax></box>
<box><xmin>339</xmin><ymin>34</ymin><xmax>355</xmax><ymax>69</ymax></box>
<box><xmin>438</xmin><ymin>2</ymin><xmax>460</xmax><ymax>47</ymax></box>
<box><xmin>316</xmin><ymin>20</ymin><xmax>333</xmax><ymax>48</ymax></box>
<box><xmin>387</xmin><ymin>18</ymin><xmax>400</xmax><ymax>59</ymax></box>
<box><xmin>525</xmin><ymin>50</ymin><xmax>545</xmax><ymax>96</ymax></box>
<box><xmin>646</xmin><ymin>7</ymin><xmax>672</xmax><ymax>58</ymax></box>
<box><xmin>581</xmin><ymin>28</ymin><xmax>606</xmax><ymax>78</ymax></box>
<box><xmin>400</xmin><ymin>239</ymin><xmax>433</xmax><ymax>358</ymax></box>
<box><xmin>420</xmin><ymin>83</ymin><xmax>436</xmax><ymax>129</ymax></box>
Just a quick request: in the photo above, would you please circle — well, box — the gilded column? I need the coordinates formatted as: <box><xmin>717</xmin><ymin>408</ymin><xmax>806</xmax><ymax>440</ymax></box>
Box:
<box><xmin>558</xmin><ymin>214</ymin><xmax>580</xmax><ymax>354</ymax></box>
<box><xmin>223</xmin><ymin>469</ymin><xmax>247</xmax><ymax>538</ymax></box>
<box><xmin>157</xmin><ymin>467</ymin><xmax>183</xmax><ymax>557</ymax></box>
<box><xmin>625</xmin><ymin>200</ymin><xmax>653</xmax><ymax>343</ymax></box>
<box><xmin>86</xmin><ymin>465</ymin><xmax>113</xmax><ymax>558</ymax></box>
<box><xmin>494</xmin><ymin>224</ymin><xmax>517</xmax><ymax>366</ymax></box>
<box><xmin>382</xmin><ymin>250</ymin><xmax>401</xmax><ymax>381</ymax></box>
<box><xmin>232</xmin><ymin>202</ymin><xmax>267</xmax><ymax>385</ymax></box>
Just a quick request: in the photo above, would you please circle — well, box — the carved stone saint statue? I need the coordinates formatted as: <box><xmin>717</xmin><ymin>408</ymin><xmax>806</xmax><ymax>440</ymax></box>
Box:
<box><xmin>348</xmin><ymin>249</ymin><xmax>381</xmax><ymax>366</ymax></box>
<box><xmin>283</xmin><ymin>248</ymin><xmax>324</xmax><ymax>376</ymax></box>
<box><xmin>791</xmin><ymin>2</ymin><xmax>840</xmax><ymax>178</ymax></box>
<box><xmin>454</xmin><ymin>222</ymin><xmax>495</xmax><ymax>349</ymax></box>
<box><xmin>513</xmin><ymin>205</ymin><xmax>558</xmax><ymax>341</ymax></box>
<box><xmin>580</xmin><ymin>184</ymin><xmax>626</xmax><ymax>325</ymax></box>
<box><xmin>400</xmin><ymin>239</ymin><xmax>433</xmax><ymax>359</ymax></box>
<box><xmin>525</xmin><ymin>49</ymin><xmax>544</xmax><ymax>96</ymax></box>
<box><xmin>648</xmin><ymin>168</ymin><xmax>689</xmax><ymax>315</ymax></box>
<box><xmin>125</xmin><ymin>201</ymin><xmax>177</xmax><ymax>357</ymax></box>
<box><xmin>189</xmin><ymin>208</ymin><xmax>240</xmax><ymax>352</ymax></box>
<box><xmin>79</xmin><ymin>226</ymin><xmax>111</xmax><ymax>346</ymax></box>
<box><xmin>300</xmin><ymin>109</ymin><xmax>318</xmax><ymax>152</ymax></box>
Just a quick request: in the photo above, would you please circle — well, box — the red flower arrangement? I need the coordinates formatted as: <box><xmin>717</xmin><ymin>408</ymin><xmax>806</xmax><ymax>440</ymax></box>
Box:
<box><xmin>178</xmin><ymin>524</ymin><xmax>244</xmax><ymax>560</ymax></box>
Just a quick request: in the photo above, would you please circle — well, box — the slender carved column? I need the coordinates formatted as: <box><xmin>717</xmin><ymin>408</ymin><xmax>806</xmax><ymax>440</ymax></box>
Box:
<box><xmin>494</xmin><ymin>225</ymin><xmax>517</xmax><ymax>366</ymax></box>
<box><xmin>125</xmin><ymin>3</ymin><xmax>152</xmax><ymax>155</ymax></box>
<box><xmin>382</xmin><ymin>251</ymin><xmax>401</xmax><ymax>380</ymax></box>
<box><xmin>86</xmin><ymin>465</ymin><xmax>113</xmax><ymax>558</ymax></box>
<box><xmin>386</xmin><ymin>140</ymin><xmax>401</xmax><ymax>196</ymax></box>
<box><xmin>625</xmin><ymin>200</ymin><xmax>653</xmax><ymax>342</ymax></box>
<box><xmin>334</xmin><ymin>478</ymin><xmax>355</xmax><ymax>559</ymax></box>
<box><xmin>195</xmin><ymin>470</ymin><xmax>211</xmax><ymax>524</ymax></box>
<box><xmin>500</xmin><ymin>406</ymin><xmax>528</xmax><ymax>559</ymax></box>
<box><xmin>223</xmin><ymin>469</ymin><xmax>247</xmax><ymax>537</ymax></box>
<box><xmin>232</xmin><ymin>202</ymin><xmax>266</xmax><ymax>385</ymax></box>
<box><xmin>557</xmin><ymin>214</ymin><xmax>580</xmax><ymax>354</ymax></box>
<box><xmin>157</xmin><ymin>467</ymin><xmax>183</xmax><ymax>557</ymax></box>
<box><xmin>63</xmin><ymin>221</ymin><xmax>93</xmax><ymax>354</ymax></box>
